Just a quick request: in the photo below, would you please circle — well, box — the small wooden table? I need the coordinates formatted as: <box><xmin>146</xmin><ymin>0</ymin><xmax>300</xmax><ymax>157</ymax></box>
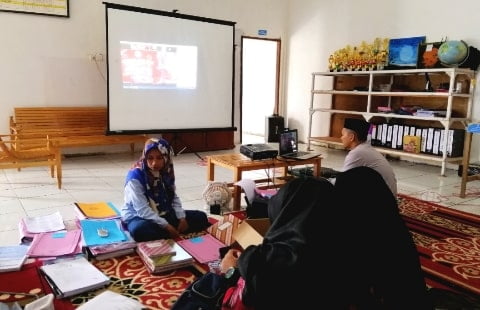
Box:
<box><xmin>460</xmin><ymin>124</ymin><xmax>480</xmax><ymax>198</ymax></box>
<box><xmin>206</xmin><ymin>153</ymin><xmax>322</xmax><ymax>210</ymax></box>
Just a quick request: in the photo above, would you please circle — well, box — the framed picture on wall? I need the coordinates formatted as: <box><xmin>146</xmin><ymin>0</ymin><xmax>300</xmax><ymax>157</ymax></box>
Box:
<box><xmin>0</xmin><ymin>0</ymin><xmax>69</xmax><ymax>17</ymax></box>
<box><xmin>387</xmin><ymin>36</ymin><xmax>426</xmax><ymax>69</ymax></box>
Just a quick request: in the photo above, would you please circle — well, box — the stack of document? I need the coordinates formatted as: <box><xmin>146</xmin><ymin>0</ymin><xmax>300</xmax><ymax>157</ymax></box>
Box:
<box><xmin>136</xmin><ymin>240</ymin><xmax>194</xmax><ymax>274</ymax></box>
<box><xmin>137</xmin><ymin>239</ymin><xmax>176</xmax><ymax>263</ymax></box>
<box><xmin>80</xmin><ymin>218</ymin><xmax>127</xmax><ymax>247</ymax></box>
<box><xmin>77</xmin><ymin>290</ymin><xmax>144</xmax><ymax>309</ymax></box>
<box><xmin>40</xmin><ymin>256</ymin><xmax>110</xmax><ymax>298</ymax></box>
<box><xmin>86</xmin><ymin>230</ymin><xmax>136</xmax><ymax>260</ymax></box>
<box><xmin>81</xmin><ymin>218</ymin><xmax>136</xmax><ymax>260</ymax></box>
<box><xmin>18</xmin><ymin>212</ymin><xmax>66</xmax><ymax>244</ymax></box>
<box><xmin>0</xmin><ymin>244</ymin><xmax>29</xmax><ymax>272</ymax></box>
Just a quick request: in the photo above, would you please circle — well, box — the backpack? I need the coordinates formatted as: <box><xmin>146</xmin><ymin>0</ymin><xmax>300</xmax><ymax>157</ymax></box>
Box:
<box><xmin>171</xmin><ymin>272</ymin><xmax>231</xmax><ymax>310</ymax></box>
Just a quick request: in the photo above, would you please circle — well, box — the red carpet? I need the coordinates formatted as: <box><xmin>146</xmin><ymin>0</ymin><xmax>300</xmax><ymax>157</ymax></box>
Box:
<box><xmin>70</xmin><ymin>254</ymin><xmax>205</xmax><ymax>309</ymax></box>
<box><xmin>3</xmin><ymin>197</ymin><xmax>478</xmax><ymax>309</ymax></box>
<box><xmin>71</xmin><ymin>200</ymin><xmax>480</xmax><ymax>307</ymax></box>
<box><xmin>398</xmin><ymin>194</ymin><xmax>480</xmax><ymax>298</ymax></box>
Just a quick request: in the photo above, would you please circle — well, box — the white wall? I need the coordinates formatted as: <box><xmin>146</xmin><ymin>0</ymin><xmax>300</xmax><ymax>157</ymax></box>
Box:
<box><xmin>0</xmin><ymin>0</ymin><xmax>288</xmax><ymax>152</ymax></box>
<box><xmin>1</xmin><ymin>0</ymin><xmax>479</xmax><ymax>161</ymax></box>
<box><xmin>285</xmin><ymin>0</ymin><xmax>480</xmax><ymax>161</ymax></box>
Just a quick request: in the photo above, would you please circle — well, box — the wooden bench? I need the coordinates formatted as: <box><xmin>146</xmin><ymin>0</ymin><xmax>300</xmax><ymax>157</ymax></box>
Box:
<box><xmin>10</xmin><ymin>107</ymin><xmax>147</xmax><ymax>153</ymax></box>
<box><xmin>0</xmin><ymin>134</ymin><xmax>62</xmax><ymax>188</ymax></box>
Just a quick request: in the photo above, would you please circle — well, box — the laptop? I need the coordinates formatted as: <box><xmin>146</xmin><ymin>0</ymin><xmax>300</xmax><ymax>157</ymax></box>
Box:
<box><xmin>278</xmin><ymin>129</ymin><xmax>321</xmax><ymax>160</ymax></box>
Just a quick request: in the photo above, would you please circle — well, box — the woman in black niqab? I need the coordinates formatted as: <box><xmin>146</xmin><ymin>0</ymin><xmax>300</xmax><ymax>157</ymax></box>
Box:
<box><xmin>237</xmin><ymin>177</ymin><xmax>335</xmax><ymax>310</ymax></box>
<box><xmin>333</xmin><ymin>166</ymin><xmax>432</xmax><ymax>310</ymax></box>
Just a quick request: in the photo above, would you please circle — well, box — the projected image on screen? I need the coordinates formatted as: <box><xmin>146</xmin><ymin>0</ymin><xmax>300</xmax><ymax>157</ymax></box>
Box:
<box><xmin>106</xmin><ymin>3</ymin><xmax>235</xmax><ymax>133</ymax></box>
<box><xmin>120</xmin><ymin>41</ymin><xmax>197</xmax><ymax>89</ymax></box>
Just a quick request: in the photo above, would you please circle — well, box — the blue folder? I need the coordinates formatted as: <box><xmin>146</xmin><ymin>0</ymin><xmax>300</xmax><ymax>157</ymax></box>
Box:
<box><xmin>80</xmin><ymin>219</ymin><xmax>127</xmax><ymax>246</ymax></box>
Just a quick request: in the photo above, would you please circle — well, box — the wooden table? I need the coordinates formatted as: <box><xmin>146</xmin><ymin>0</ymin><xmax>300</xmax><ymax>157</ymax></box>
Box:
<box><xmin>460</xmin><ymin>124</ymin><xmax>480</xmax><ymax>198</ymax></box>
<box><xmin>206</xmin><ymin>153</ymin><xmax>322</xmax><ymax>210</ymax></box>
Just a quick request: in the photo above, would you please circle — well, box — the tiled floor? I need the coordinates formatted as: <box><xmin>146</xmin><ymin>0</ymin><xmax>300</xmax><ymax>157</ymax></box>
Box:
<box><xmin>1</xmin><ymin>136</ymin><xmax>479</xmax><ymax>246</ymax></box>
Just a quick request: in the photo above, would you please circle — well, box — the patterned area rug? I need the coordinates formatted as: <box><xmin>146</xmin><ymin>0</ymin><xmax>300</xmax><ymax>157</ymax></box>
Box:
<box><xmin>398</xmin><ymin>194</ymin><xmax>480</xmax><ymax>298</ymax></box>
<box><xmin>70</xmin><ymin>254</ymin><xmax>204</xmax><ymax>309</ymax></box>
<box><xmin>6</xmin><ymin>197</ymin><xmax>478</xmax><ymax>309</ymax></box>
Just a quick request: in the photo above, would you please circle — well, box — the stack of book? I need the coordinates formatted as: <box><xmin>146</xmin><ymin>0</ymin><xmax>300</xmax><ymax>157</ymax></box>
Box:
<box><xmin>85</xmin><ymin>229</ymin><xmax>136</xmax><ymax>260</ymax></box>
<box><xmin>75</xmin><ymin>201</ymin><xmax>137</xmax><ymax>260</ymax></box>
<box><xmin>136</xmin><ymin>239</ymin><xmax>194</xmax><ymax>274</ymax></box>
<box><xmin>80</xmin><ymin>218</ymin><xmax>137</xmax><ymax>260</ymax></box>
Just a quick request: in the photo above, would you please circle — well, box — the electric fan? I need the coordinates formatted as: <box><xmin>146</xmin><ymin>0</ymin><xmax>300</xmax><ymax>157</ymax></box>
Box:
<box><xmin>202</xmin><ymin>181</ymin><xmax>232</xmax><ymax>213</ymax></box>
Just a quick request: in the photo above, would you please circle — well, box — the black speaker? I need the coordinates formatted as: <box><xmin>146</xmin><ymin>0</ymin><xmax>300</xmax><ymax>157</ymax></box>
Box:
<box><xmin>265</xmin><ymin>115</ymin><xmax>284</xmax><ymax>142</ymax></box>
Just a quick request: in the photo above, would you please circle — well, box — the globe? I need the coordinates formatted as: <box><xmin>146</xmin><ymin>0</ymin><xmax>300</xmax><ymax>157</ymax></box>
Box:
<box><xmin>438</xmin><ymin>40</ymin><xmax>468</xmax><ymax>65</ymax></box>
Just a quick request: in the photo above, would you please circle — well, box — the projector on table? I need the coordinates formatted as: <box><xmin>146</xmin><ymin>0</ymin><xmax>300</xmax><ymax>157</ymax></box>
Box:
<box><xmin>240</xmin><ymin>144</ymin><xmax>278</xmax><ymax>160</ymax></box>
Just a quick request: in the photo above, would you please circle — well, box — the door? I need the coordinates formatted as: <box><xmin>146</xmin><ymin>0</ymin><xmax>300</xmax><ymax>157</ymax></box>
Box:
<box><xmin>241</xmin><ymin>36</ymin><xmax>281</xmax><ymax>143</ymax></box>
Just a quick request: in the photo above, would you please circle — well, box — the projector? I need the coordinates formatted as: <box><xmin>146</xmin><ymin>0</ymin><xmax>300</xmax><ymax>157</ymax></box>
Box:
<box><xmin>240</xmin><ymin>144</ymin><xmax>278</xmax><ymax>160</ymax></box>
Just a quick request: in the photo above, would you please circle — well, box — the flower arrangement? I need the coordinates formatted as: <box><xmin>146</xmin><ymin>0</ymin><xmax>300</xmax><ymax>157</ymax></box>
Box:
<box><xmin>328</xmin><ymin>37</ymin><xmax>390</xmax><ymax>72</ymax></box>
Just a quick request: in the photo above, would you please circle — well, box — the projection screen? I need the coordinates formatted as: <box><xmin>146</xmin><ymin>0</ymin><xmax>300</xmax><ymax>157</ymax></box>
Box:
<box><xmin>105</xmin><ymin>3</ymin><xmax>236</xmax><ymax>134</ymax></box>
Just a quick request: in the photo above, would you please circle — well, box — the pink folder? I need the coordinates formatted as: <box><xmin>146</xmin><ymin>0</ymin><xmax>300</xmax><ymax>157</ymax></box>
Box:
<box><xmin>177</xmin><ymin>234</ymin><xmax>226</xmax><ymax>264</ymax></box>
<box><xmin>27</xmin><ymin>229</ymin><xmax>82</xmax><ymax>257</ymax></box>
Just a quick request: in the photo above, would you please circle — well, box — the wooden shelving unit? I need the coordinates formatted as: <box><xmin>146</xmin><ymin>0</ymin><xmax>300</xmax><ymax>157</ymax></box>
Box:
<box><xmin>307</xmin><ymin>68</ymin><xmax>476</xmax><ymax>176</ymax></box>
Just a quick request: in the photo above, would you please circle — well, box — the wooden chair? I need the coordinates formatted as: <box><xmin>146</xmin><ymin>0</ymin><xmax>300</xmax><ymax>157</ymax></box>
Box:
<box><xmin>0</xmin><ymin>134</ymin><xmax>62</xmax><ymax>189</ymax></box>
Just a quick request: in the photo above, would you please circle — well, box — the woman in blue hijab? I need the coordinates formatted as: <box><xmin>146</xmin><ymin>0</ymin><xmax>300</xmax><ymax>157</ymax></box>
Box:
<box><xmin>121</xmin><ymin>138</ymin><xmax>210</xmax><ymax>242</ymax></box>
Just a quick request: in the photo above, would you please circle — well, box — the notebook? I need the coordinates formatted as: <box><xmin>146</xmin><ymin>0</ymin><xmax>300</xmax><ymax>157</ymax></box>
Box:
<box><xmin>279</xmin><ymin>129</ymin><xmax>321</xmax><ymax>160</ymax></box>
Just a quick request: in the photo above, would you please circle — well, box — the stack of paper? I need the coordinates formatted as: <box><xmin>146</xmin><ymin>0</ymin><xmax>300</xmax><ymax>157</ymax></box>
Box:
<box><xmin>40</xmin><ymin>256</ymin><xmax>110</xmax><ymax>298</ymax></box>
<box><xmin>86</xmin><ymin>230</ymin><xmax>137</xmax><ymax>260</ymax></box>
<box><xmin>77</xmin><ymin>290</ymin><xmax>144</xmax><ymax>309</ymax></box>
<box><xmin>0</xmin><ymin>245</ymin><xmax>29</xmax><ymax>272</ymax></box>
<box><xmin>19</xmin><ymin>212</ymin><xmax>66</xmax><ymax>244</ymax></box>
<box><xmin>136</xmin><ymin>240</ymin><xmax>194</xmax><ymax>274</ymax></box>
<box><xmin>137</xmin><ymin>239</ymin><xmax>176</xmax><ymax>264</ymax></box>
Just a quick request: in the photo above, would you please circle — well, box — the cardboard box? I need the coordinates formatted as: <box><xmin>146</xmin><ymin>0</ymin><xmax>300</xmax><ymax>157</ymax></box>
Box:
<box><xmin>232</xmin><ymin>218</ymin><xmax>270</xmax><ymax>249</ymax></box>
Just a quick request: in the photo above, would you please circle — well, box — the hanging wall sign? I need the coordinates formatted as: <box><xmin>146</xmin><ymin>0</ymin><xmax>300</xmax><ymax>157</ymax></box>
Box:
<box><xmin>0</xmin><ymin>0</ymin><xmax>69</xmax><ymax>17</ymax></box>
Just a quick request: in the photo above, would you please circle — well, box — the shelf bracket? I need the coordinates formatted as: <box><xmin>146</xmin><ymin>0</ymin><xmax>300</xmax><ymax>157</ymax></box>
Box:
<box><xmin>363</xmin><ymin>114</ymin><xmax>373</xmax><ymax>122</ymax></box>
<box><xmin>439</xmin><ymin>120</ymin><xmax>451</xmax><ymax>128</ymax></box>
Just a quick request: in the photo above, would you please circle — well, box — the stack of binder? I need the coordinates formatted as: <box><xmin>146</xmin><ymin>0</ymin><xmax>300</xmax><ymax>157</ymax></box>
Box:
<box><xmin>136</xmin><ymin>239</ymin><xmax>194</xmax><ymax>274</ymax></box>
<box><xmin>370</xmin><ymin>122</ymin><xmax>465</xmax><ymax>157</ymax></box>
<box><xmin>80</xmin><ymin>218</ymin><xmax>137</xmax><ymax>260</ymax></box>
<box><xmin>85</xmin><ymin>230</ymin><xmax>136</xmax><ymax>260</ymax></box>
<box><xmin>75</xmin><ymin>201</ymin><xmax>137</xmax><ymax>260</ymax></box>
<box><xmin>40</xmin><ymin>256</ymin><xmax>110</xmax><ymax>298</ymax></box>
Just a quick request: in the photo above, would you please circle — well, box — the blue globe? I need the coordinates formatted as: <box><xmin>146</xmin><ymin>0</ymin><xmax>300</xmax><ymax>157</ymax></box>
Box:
<box><xmin>438</xmin><ymin>40</ymin><xmax>468</xmax><ymax>65</ymax></box>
